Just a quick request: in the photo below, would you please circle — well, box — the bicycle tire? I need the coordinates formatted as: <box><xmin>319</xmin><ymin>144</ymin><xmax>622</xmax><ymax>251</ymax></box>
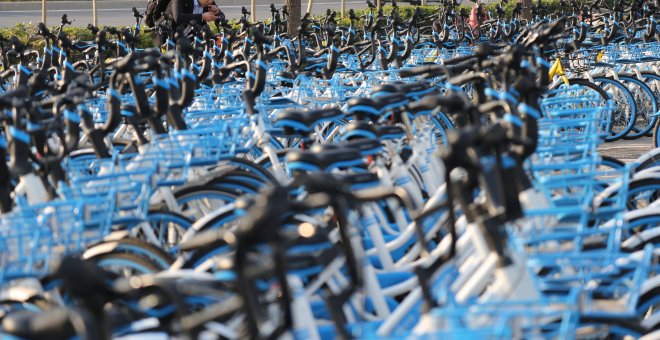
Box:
<box><xmin>636</xmin><ymin>276</ymin><xmax>660</xmax><ymax>321</ymax></box>
<box><xmin>430</xmin><ymin>112</ymin><xmax>454</xmax><ymax>147</ymax></box>
<box><xmin>592</xmin><ymin>76</ymin><xmax>638</xmax><ymax>141</ymax></box>
<box><xmin>142</xmin><ymin>210</ymin><xmax>194</xmax><ymax>254</ymax></box>
<box><xmin>577</xmin><ymin>317</ymin><xmax>647</xmax><ymax>338</ymax></box>
<box><xmin>84</xmin><ymin>237</ymin><xmax>174</xmax><ymax>270</ymax></box>
<box><xmin>653</xmin><ymin>118</ymin><xmax>660</xmax><ymax>148</ymax></box>
<box><xmin>90</xmin><ymin>252</ymin><xmax>165</xmax><ymax>276</ymax></box>
<box><xmin>640</xmin><ymin>71</ymin><xmax>660</xmax><ymax>136</ymax></box>
<box><xmin>618</xmin><ymin>76</ymin><xmax>658</xmax><ymax>139</ymax></box>
<box><xmin>217</xmin><ymin>157</ymin><xmax>278</xmax><ymax>184</ymax></box>
<box><xmin>626</xmin><ymin>178</ymin><xmax>660</xmax><ymax>210</ymax></box>
<box><xmin>600</xmin><ymin>155</ymin><xmax>625</xmax><ymax>169</ymax></box>
<box><xmin>173</xmin><ymin>186</ymin><xmax>240</xmax><ymax>221</ymax></box>
<box><xmin>549</xmin><ymin>78</ymin><xmax>610</xmax><ymax>104</ymax></box>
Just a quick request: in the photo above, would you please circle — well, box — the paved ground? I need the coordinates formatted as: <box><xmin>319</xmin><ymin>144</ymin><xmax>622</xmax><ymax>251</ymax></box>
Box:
<box><xmin>598</xmin><ymin>136</ymin><xmax>654</xmax><ymax>163</ymax></box>
<box><xmin>0</xmin><ymin>0</ymin><xmax>367</xmax><ymax>27</ymax></box>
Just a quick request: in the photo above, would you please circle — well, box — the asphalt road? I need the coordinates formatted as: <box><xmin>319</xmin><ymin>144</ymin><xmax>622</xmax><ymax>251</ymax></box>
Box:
<box><xmin>599</xmin><ymin>137</ymin><xmax>654</xmax><ymax>163</ymax></box>
<box><xmin>0</xmin><ymin>0</ymin><xmax>368</xmax><ymax>27</ymax></box>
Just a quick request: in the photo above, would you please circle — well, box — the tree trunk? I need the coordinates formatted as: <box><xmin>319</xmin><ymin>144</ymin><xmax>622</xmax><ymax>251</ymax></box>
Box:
<box><xmin>287</xmin><ymin>0</ymin><xmax>301</xmax><ymax>36</ymax></box>
<box><xmin>522</xmin><ymin>0</ymin><xmax>533</xmax><ymax>20</ymax></box>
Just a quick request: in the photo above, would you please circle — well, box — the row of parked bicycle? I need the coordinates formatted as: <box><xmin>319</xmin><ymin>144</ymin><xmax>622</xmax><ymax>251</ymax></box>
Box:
<box><xmin>0</xmin><ymin>0</ymin><xmax>658</xmax><ymax>338</ymax></box>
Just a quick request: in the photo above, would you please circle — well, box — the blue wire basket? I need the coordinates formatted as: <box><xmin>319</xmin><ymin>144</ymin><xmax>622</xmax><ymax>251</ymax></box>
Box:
<box><xmin>0</xmin><ymin>214</ymin><xmax>53</xmax><ymax>282</ymax></box>
<box><xmin>410</xmin><ymin>293</ymin><xmax>580</xmax><ymax>340</ymax></box>
<box><xmin>65</xmin><ymin>168</ymin><xmax>154</xmax><ymax>226</ymax></box>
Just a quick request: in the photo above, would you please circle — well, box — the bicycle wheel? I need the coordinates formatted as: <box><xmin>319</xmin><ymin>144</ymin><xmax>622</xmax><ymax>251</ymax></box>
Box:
<box><xmin>141</xmin><ymin>210</ymin><xmax>193</xmax><ymax>254</ymax></box>
<box><xmin>430</xmin><ymin>112</ymin><xmax>454</xmax><ymax>147</ymax></box>
<box><xmin>173</xmin><ymin>186</ymin><xmax>239</xmax><ymax>221</ymax></box>
<box><xmin>626</xmin><ymin>178</ymin><xmax>660</xmax><ymax>210</ymax></box>
<box><xmin>90</xmin><ymin>252</ymin><xmax>165</xmax><ymax>276</ymax></box>
<box><xmin>599</xmin><ymin>155</ymin><xmax>625</xmax><ymax>169</ymax></box>
<box><xmin>637</xmin><ymin>277</ymin><xmax>660</xmax><ymax>320</ymax></box>
<box><xmin>653</xmin><ymin>118</ymin><xmax>660</xmax><ymax>148</ymax></box>
<box><xmin>211</xmin><ymin>157</ymin><xmax>279</xmax><ymax>185</ymax></box>
<box><xmin>211</xmin><ymin>174</ymin><xmax>265</xmax><ymax>195</ymax></box>
<box><xmin>636</xmin><ymin>148</ymin><xmax>660</xmax><ymax>171</ymax></box>
<box><xmin>621</xmin><ymin>213</ymin><xmax>660</xmax><ymax>249</ymax></box>
<box><xmin>84</xmin><ymin>237</ymin><xmax>174</xmax><ymax>271</ymax></box>
<box><xmin>595</xmin><ymin>177</ymin><xmax>660</xmax><ymax>211</ymax></box>
<box><xmin>640</xmin><ymin>72</ymin><xmax>660</xmax><ymax>136</ymax></box>
<box><xmin>576</xmin><ymin>318</ymin><xmax>647</xmax><ymax>338</ymax></box>
<box><xmin>618</xmin><ymin>76</ymin><xmax>658</xmax><ymax>139</ymax></box>
<box><xmin>549</xmin><ymin>78</ymin><xmax>611</xmax><ymax>134</ymax></box>
<box><xmin>549</xmin><ymin>78</ymin><xmax>610</xmax><ymax>106</ymax></box>
<box><xmin>592</xmin><ymin>76</ymin><xmax>638</xmax><ymax>141</ymax></box>
<box><xmin>594</xmin><ymin>156</ymin><xmax>625</xmax><ymax>194</ymax></box>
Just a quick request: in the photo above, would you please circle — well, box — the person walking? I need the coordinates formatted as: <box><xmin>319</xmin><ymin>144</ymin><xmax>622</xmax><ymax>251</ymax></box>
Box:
<box><xmin>153</xmin><ymin>0</ymin><xmax>219</xmax><ymax>46</ymax></box>
<box><xmin>167</xmin><ymin>0</ymin><xmax>220</xmax><ymax>29</ymax></box>
<box><xmin>469</xmin><ymin>0</ymin><xmax>489</xmax><ymax>30</ymax></box>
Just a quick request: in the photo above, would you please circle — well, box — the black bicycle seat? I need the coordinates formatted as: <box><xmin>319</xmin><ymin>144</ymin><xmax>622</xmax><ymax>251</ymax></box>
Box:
<box><xmin>281</xmin><ymin>228</ymin><xmax>339</xmax><ymax>271</ymax></box>
<box><xmin>307</xmin><ymin>138</ymin><xmax>382</xmax><ymax>156</ymax></box>
<box><xmin>287</xmin><ymin>148</ymin><xmax>363</xmax><ymax>171</ymax></box>
<box><xmin>275</xmin><ymin>71</ymin><xmax>295</xmax><ymax>80</ymax></box>
<box><xmin>343</xmin><ymin>121</ymin><xmax>380</xmax><ymax>139</ymax></box>
<box><xmin>341</xmin><ymin>138</ymin><xmax>384</xmax><ymax>156</ymax></box>
<box><xmin>308</xmin><ymin>144</ymin><xmax>362</xmax><ymax>163</ymax></box>
<box><xmin>377</xmin><ymin>125</ymin><xmax>405</xmax><ymax>140</ymax></box>
<box><xmin>347</xmin><ymin>97</ymin><xmax>381</xmax><ymax>121</ymax></box>
<box><xmin>396</xmin><ymin>82</ymin><xmax>433</xmax><ymax>95</ymax></box>
<box><xmin>347</xmin><ymin>93</ymin><xmax>408</xmax><ymax>121</ymax></box>
<box><xmin>275</xmin><ymin>108</ymin><xmax>343</xmax><ymax>134</ymax></box>
<box><xmin>2</xmin><ymin>309</ymin><xmax>77</xmax><ymax>340</ymax></box>
<box><xmin>372</xmin><ymin>83</ymin><xmax>433</xmax><ymax>100</ymax></box>
<box><xmin>339</xmin><ymin>172</ymin><xmax>381</xmax><ymax>188</ymax></box>
<box><xmin>275</xmin><ymin>108</ymin><xmax>343</xmax><ymax>131</ymax></box>
<box><xmin>369</xmin><ymin>92</ymin><xmax>409</xmax><ymax>112</ymax></box>
<box><xmin>343</xmin><ymin>121</ymin><xmax>405</xmax><ymax>141</ymax></box>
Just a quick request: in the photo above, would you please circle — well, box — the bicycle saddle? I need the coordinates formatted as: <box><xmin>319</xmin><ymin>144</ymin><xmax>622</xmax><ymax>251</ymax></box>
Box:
<box><xmin>347</xmin><ymin>94</ymin><xmax>408</xmax><ymax>121</ymax></box>
<box><xmin>308</xmin><ymin>138</ymin><xmax>382</xmax><ymax>157</ymax></box>
<box><xmin>404</xmin><ymin>95</ymin><xmax>446</xmax><ymax>120</ymax></box>
<box><xmin>338</xmin><ymin>172</ymin><xmax>381</xmax><ymax>190</ymax></box>
<box><xmin>371</xmin><ymin>84</ymin><xmax>400</xmax><ymax>95</ymax></box>
<box><xmin>347</xmin><ymin>97</ymin><xmax>382</xmax><ymax>120</ymax></box>
<box><xmin>286</xmin><ymin>148</ymin><xmax>363</xmax><ymax>172</ymax></box>
<box><xmin>373</xmin><ymin>82</ymin><xmax>434</xmax><ymax>98</ymax></box>
<box><xmin>275</xmin><ymin>107</ymin><xmax>343</xmax><ymax>134</ymax></box>
<box><xmin>281</xmin><ymin>227</ymin><xmax>340</xmax><ymax>272</ymax></box>
<box><xmin>342</xmin><ymin>138</ymin><xmax>384</xmax><ymax>156</ymax></box>
<box><xmin>275</xmin><ymin>70</ymin><xmax>295</xmax><ymax>80</ymax></box>
<box><xmin>343</xmin><ymin>121</ymin><xmax>405</xmax><ymax>140</ymax></box>
<box><xmin>342</xmin><ymin>121</ymin><xmax>380</xmax><ymax>139</ymax></box>
<box><xmin>378</xmin><ymin>125</ymin><xmax>406</xmax><ymax>139</ymax></box>
<box><xmin>2</xmin><ymin>309</ymin><xmax>77</xmax><ymax>340</ymax></box>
